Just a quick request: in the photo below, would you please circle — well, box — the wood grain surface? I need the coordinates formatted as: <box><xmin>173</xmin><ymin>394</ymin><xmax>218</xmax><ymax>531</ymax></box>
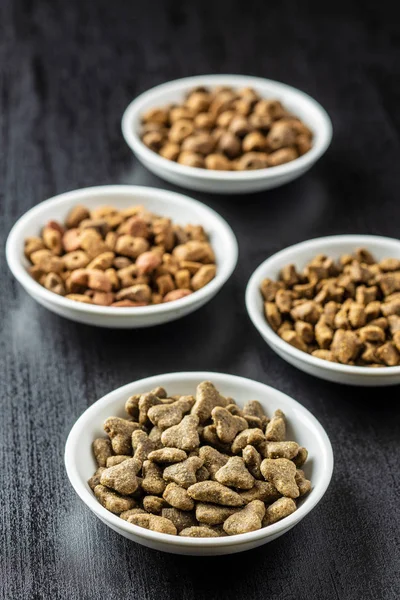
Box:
<box><xmin>1</xmin><ymin>1</ymin><xmax>399</xmax><ymax>598</ymax></box>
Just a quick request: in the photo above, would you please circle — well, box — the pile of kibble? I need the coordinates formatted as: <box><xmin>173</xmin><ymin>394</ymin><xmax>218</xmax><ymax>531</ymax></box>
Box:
<box><xmin>89</xmin><ymin>381</ymin><xmax>310</xmax><ymax>537</ymax></box>
<box><xmin>261</xmin><ymin>248</ymin><xmax>400</xmax><ymax>366</ymax></box>
<box><xmin>24</xmin><ymin>204</ymin><xmax>216</xmax><ymax>307</ymax></box>
<box><xmin>140</xmin><ymin>86</ymin><xmax>313</xmax><ymax>171</ymax></box>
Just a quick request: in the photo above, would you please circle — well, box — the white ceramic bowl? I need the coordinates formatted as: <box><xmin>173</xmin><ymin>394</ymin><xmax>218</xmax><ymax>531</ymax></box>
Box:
<box><xmin>6</xmin><ymin>185</ymin><xmax>238</xmax><ymax>328</ymax></box>
<box><xmin>65</xmin><ymin>371</ymin><xmax>333</xmax><ymax>556</ymax></box>
<box><xmin>246</xmin><ymin>235</ymin><xmax>400</xmax><ymax>386</ymax></box>
<box><xmin>121</xmin><ymin>74</ymin><xmax>332</xmax><ymax>195</ymax></box>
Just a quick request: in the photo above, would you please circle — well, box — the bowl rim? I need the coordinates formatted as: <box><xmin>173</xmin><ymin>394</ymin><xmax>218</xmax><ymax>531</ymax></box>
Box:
<box><xmin>246</xmin><ymin>234</ymin><xmax>400</xmax><ymax>377</ymax></box>
<box><xmin>6</xmin><ymin>184</ymin><xmax>238</xmax><ymax>317</ymax></box>
<box><xmin>64</xmin><ymin>371</ymin><xmax>334</xmax><ymax>548</ymax></box>
<box><xmin>121</xmin><ymin>73</ymin><xmax>333</xmax><ymax>181</ymax></box>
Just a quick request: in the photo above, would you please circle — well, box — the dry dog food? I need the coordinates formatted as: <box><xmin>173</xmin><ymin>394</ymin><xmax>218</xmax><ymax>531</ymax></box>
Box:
<box><xmin>260</xmin><ymin>247</ymin><xmax>400</xmax><ymax>366</ymax></box>
<box><xmin>24</xmin><ymin>204</ymin><xmax>217</xmax><ymax>306</ymax></box>
<box><xmin>89</xmin><ymin>381</ymin><xmax>311</xmax><ymax>537</ymax></box>
<box><xmin>140</xmin><ymin>86</ymin><xmax>313</xmax><ymax>171</ymax></box>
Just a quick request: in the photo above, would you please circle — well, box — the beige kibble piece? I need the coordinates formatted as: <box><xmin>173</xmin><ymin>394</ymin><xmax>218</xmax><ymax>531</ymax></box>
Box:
<box><xmin>163</xmin><ymin>483</ymin><xmax>195</xmax><ymax>511</ymax></box>
<box><xmin>92</xmin><ymin>438</ymin><xmax>113</xmax><ymax>467</ymax></box>
<box><xmin>223</xmin><ymin>500</ymin><xmax>265</xmax><ymax>536</ymax></box>
<box><xmin>265</xmin><ymin>410</ymin><xmax>286</xmax><ymax>442</ymax></box>
<box><xmin>199</xmin><ymin>446</ymin><xmax>229</xmax><ymax>479</ymax></box>
<box><xmin>211</xmin><ymin>406</ymin><xmax>248</xmax><ymax>443</ymax></box>
<box><xmin>187</xmin><ymin>481</ymin><xmax>244</xmax><ymax>506</ymax></box>
<box><xmin>148</xmin><ymin>396</ymin><xmax>195</xmax><ymax>429</ymax></box>
<box><xmin>143</xmin><ymin>496</ymin><xmax>169</xmax><ymax>514</ymax></box>
<box><xmin>161</xmin><ymin>415</ymin><xmax>200</xmax><ymax>451</ymax></box>
<box><xmin>191</xmin><ymin>264</ymin><xmax>217</xmax><ymax>291</ymax></box>
<box><xmin>94</xmin><ymin>484</ymin><xmax>136</xmax><ymax>514</ymax></box>
<box><xmin>215</xmin><ymin>456</ymin><xmax>255</xmax><ymax>490</ymax></box>
<box><xmin>148</xmin><ymin>448</ymin><xmax>188</xmax><ymax>464</ymax></box>
<box><xmin>376</xmin><ymin>342</ymin><xmax>399</xmax><ymax>366</ymax></box>
<box><xmin>260</xmin><ymin>458</ymin><xmax>299</xmax><ymax>498</ymax></box>
<box><xmin>161</xmin><ymin>508</ymin><xmax>197</xmax><ymax>533</ymax></box>
<box><xmin>295</xmin><ymin>469</ymin><xmax>311</xmax><ymax>496</ymax></box>
<box><xmin>138</xmin><ymin>392</ymin><xmax>163</xmax><ymax>426</ymax></box>
<box><xmin>242</xmin><ymin>445</ymin><xmax>262</xmax><ymax>479</ymax></box>
<box><xmin>231</xmin><ymin>428</ymin><xmax>267</xmax><ymax>455</ymax></box>
<box><xmin>142</xmin><ymin>460</ymin><xmax>166</xmax><ymax>495</ymax></box>
<box><xmin>293</xmin><ymin>446</ymin><xmax>308</xmax><ymax>467</ymax></box>
<box><xmin>103</xmin><ymin>417</ymin><xmax>141</xmax><ymax>455</ymax></box>
<box><xmin>191</xmin><ymin>381</ymin><xmax>229</xmax><ymax>423</ymax></box>
<box><xmin>128</xmin><ymin>513</ymin><xmax>177</xmax><ymax>535</ymax></box>
<box><xmin>106</xmin><ymin>455</ymin><xmax>130</xmax><ymax>467</ymax></box>
<box><xmin>267</xmin><ymin>441</ymin><xmax>300</xmax><ymax>459</ymax></box>
<box><xmin>239</xmin><ymin>480</ymin><xmax>281</xmax><ymax>504</ymax></box>
<box><xmin>163</xmin><ymin>456</ymin><xmax>203</xmax><ymax>489</ymax></box>
<box><xmin>88</xmin><ymin>467</ymin><xmax>106</xmax><ymax>491</ymax></box>
<box><xmin>100</xmin><ymin>458</ymin><xmax>141</xmax><ymax>495</ymax></box>
<box><xmin>119</xmin><ymin>508</ymin><xmax>145</xmax><ymax>521</ymax></box>
<box><xmin>263</xmin><ymin>497</ymin><xmax>297</xmax><ymax>526</ymax></box>
<box><xmin>264</xmin><ymin>302</ymin><xmax>282</xmax><ymax>332</ymax></box>
<box><xmin>179</xmin><ymin>526</ymin><xmax>219</xmax><ymax>538</ymax></box>
<box><xmin>260</xmin><ymin>278</ymin><xmax>282</xmax><ymax>302</ymax></box>
<box><xmin>131</xmin><ymin>430</ymin><xmax>157</xmax><ymax>466</ymax></box>
<box><xmin>358</xmin><ymin>325</ymin><xmax>386</xmax><ymax>343</ymax></box>
<box><xmin>280</xmin><ymin>330</ymin><xmax>308</xmax><ymax>352</ymax></box>
<box><xmin>331</xmin><ymin>329</ymin><xmax>361</xmax><ymax>363</ymax></box>
<box><xmin>196</xmin><ymin>503</ymin><xmax>240</xmax><ymax>525</ymax></box>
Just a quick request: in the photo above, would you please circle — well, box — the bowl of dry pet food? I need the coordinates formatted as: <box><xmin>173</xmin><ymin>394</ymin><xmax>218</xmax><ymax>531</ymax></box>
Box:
<box><xmin>6</xmin><ymin>185</ymin><xmax>238</xmax><ymax>327</ymax></box>
<box><xmin>65</xmin><ymin>372</ymin><xmax>333</xmax><ymax>556</ymax></box>
<box><xmin>246</xmin><ymin>235</ymin><xmax>400</xmax><ymax>386</ymax></box>
<box><xmin>121</xmin><ymin>75</ymin><xmax>332</xmax><ymax>194</ymax></box>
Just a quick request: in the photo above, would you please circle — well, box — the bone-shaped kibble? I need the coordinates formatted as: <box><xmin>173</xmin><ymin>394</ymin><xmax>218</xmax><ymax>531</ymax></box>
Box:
<box><xmin>120</xmin><ymin>507</ymin><xmax>145</xmax><ymax>521</ymax></box>
<box><xmin>223</xmin><ymin>500</ymin><xmax>265</xmax><ymax>535</ymax></box>
<box><xmin>161</xmin><ymin>415</ymin><xmax>200</xmax><ymax>451</ymax></box>
<box><xmin>148</xmin><ymin>426</ymin><xmax>163</xmax><ymax>447</ymax></box>
<box><xmin>148</xmin><ymin>396</ymin><xmax>195</xmax><ymax>429</ymax></box>
<box><xmin>191</xmin><ymin>381</ymin><xmax>229</xmax><ymax>423</ymax></box>
<box><xmin>163</xmin><ymin>482</ymin><xmax>194</xmax><ymax>511</ymax></box>
<box><xmin>103</xmin><ymin>417</ymin><xmax>142</xmax><ymax>455</ymax></box>
<box><xmin>127</xmin><ymin>513</ymin><xmax>177</xmax><ymax>535</ymax></box>
<box><xmin>142</xmin><ymin>496</ymin><xmax>169</xmax><ymax>514</ymax></box>
<box><xmin>131</xmin><ymin>430</ymin><xmax>157</xmax><ymax>466</ymax></box>
<box><xmin>195</xmin><ymin>503</ymin><xmax>240</xmax><ymax>525</ymax></box>
<box><xmin>179</xmin><ymin>526</ymin><xmax>219</xmax><ymax>538</ymax></box>
<box><xmin>215</xmin><ymin>456</ymin><xmax>255</xmax><ymax>490</ymax></box>
<box><xmin>163</xmin><ymin>456</ymin><xmax>203</xmax><ymax>488</ymax></box>
<box><xmin>106</xmin><ymin>455</ymin><xmax>130</xmax><ymax>467</ymax></box>
<box><xmin>231</xmin><ymin>428</ymin><xmax>267</xmax><ymax>455</ymax></box>
<box><xmin>260</xmin><ymin>458</ymin><xmax>299</xmax><ymax>498</ymax></box>
<box><xmin>293</xmin><ymin>447</ymin><xmax>308</xmax><ymax>467</ymax></box>
<box><xmin>199</xmin><ymin>446</ymin><xmax>229</xmax><ymax>479</ymax></box>
<box><xmin>242</xmin><ymin>445</ymin><xmax>262</xmax><ymax>479</ymax></box>
<box><xmin>100</xmin><ymin>457</ymin><xmax>141</xmax><ymax>495</ymax></box>
<box><xmin>147</xmin><ymin>448</ymin><xmax>188</xmax><ymax>463</ymax></box>
<box><xmin>267</xmin><ymin>441</ymin><xmax>299</xmax><ymax>459</ymax></box>
<box><xmin>265</xmin><ymin>409</ymin><xmax>286</xmax><ymax>442</ymax></box>
<box><xmin>243</xmin><ymin>400</ymin><xmax>269</xmax><ymax>427</ymax></box>
<box><xmin>295</xmin><ymin>469</ymin><xmax>311</xmax><ymax>496</ymax></box>
<box><xmin>92</xmin><ymin>437</ymin><xmax>113</xmax><ymax>467</ymax></box>
<box><xmin>263</xmin><ymin>497</ymin><xmax>297</xmax><ymax>526</ymax></box>
<box><xmin>141</xmin><ymin>459</ymin><xmax>166</xmax><ymax>495</ymax></box>
<box><xmin>211</xmin><ymin>406</ymin><xmax>248</xmax><ymax>443</ymax></box>
<box><xmin>239</xmin><ymin>479</ymin><xmax>281</xmax><ymax>504</ymax></box>
<box><xmin>187</xmin><ymin>481</ymin><xmax>244</xmax><ymax>506</ymax></box>
<box><xmin>138</xmin><ymin>392</ymin><xmax>163</xmax><ymax>426</ymax></box>
<box><xmin>201</xmin><ymin>424</ymin><xmax>232</xmax><ymax>453</ymax></box>
<box><xmin>125</xmin><ymin>394</ymin><xmax>141</xmax><ymax>420</ymax></box>
<box><xmin>94</xmin><ymin>484</ymin><xmax>136</xmax><ymax>514</ymax></box>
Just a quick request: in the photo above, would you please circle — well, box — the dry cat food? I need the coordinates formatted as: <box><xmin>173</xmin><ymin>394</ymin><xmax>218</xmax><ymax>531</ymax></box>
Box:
<box><xmin>24</xmin><ymin>204</ymin><xmax>217</xmax><ymax>306</ymax></box>
<box><xmin>89</xmin><ymin>381</ymin><xmax>311</xmax><ymax>537</ymax></box>
<box><xmin>140</xmin><ymin>86</ymin><xmax>313</xmax><ymax>171</ymax></box>
<box><xmin>261</xmin><ymin>247</ymin><xmax>400</xmax><ymax>366</ymax></box>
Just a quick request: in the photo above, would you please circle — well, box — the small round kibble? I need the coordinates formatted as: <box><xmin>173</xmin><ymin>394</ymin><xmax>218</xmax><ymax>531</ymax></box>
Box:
<box><xmin>140</xmin><ymin>85</ymin><xmax>312</xmax><ymax>170</ymax></box>
<box><xmin>25</xmin><ymin>204</ymin><xmax>217</xmax><ymax>307</ymax></box>
<box><xmin>89</xmin><ymin>380</ymin><xmax>309</xmax><ymax>537</ymax></box>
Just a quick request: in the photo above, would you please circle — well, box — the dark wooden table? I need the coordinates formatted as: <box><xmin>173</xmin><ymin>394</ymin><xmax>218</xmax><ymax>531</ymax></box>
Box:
<box><xmin>1</xmin><ymin>2</ymin><xmax>399</xmax><ymax>599</ymax></box>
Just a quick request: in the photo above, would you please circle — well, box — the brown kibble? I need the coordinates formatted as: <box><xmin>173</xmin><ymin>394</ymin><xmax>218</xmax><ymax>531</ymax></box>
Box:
<box><xmin>211</xmin><ymin>406</ymin><xmax>248</xmax><ymax>443</ymax></box>
<box><xmin>163</xmin><ymin>456</ymin><xmax>203</xmax><ymax>489</ymax></box>
<box><xmin>43</xmin><ymin>272</ymin><xmax>65</xmax><ymax>295</ymax></box>
<box><xmin>295</xmin><ymin>469</ymin><xmax>311</xmax><ymax>496</ymax></box>
<box><xmin>263</xmin><ymin>497</ymin><xmax>297</xmax><ymax>526</ymax></box>
<box><xmin>376</xmin><ymin>342</ymin><xmax>399</xmax><ymax>366</ymax></box>
<box><xmin>163</xmin><ymin>289</ymin><xmax>192</xmax><ymax>302</ymax></box>
<box><xmin>196</xmin><ymin>503</ymin><xmax>240</xmax><ymax>525</ymax></box>
<box><xmin>92</xmin><ymin>438</ymin><xmax>113</xmax><ymax>467</ymax></box>
<box><xmin>215</xmin><ymin>456</ymin><xmax>255</xmax><ymax>490</ymax></box>
<box><xmin>268</xmin><ymin>147</ymin><xmax>298</xmax><ymax>166</ymax></box>
<box><xmin>264</xmin><ymin>302</ymin><xmax>282</xmax><ymax>332</ymax></box>
<box><xmin>199</xmin><ymin>446</ymin><xmax>229</xmax><ymax>479</ymax></box>
<box><xmin>191</xmin><ymin>264</ymin><xmax>217</xmax><ymax>291</ymax></box>
<box><xmin>132</xmin><ymin>430</ymin><xmax>157</xmax><ymax>466</ymax></box>
<box><xmin>267</xmin><ymin>121</ymin><xmax>297</xmax><ymax>150</ymax></box>
<box><xmin>87</xmin><ymin>269</ymin><xmax>112</xmax><ymax>292</ymax></box>
<box><xmin>142</xmin><ymin>496</ymin><xmax>169</xmax><ymax>514</ymax></box>
<box><xmin>223</xmin><ymin>500</ymin><xmax>265</xmax><ymax>536</ymax></box>
<box><xmin>100</xmin><ymin>458</ymin><xmax>141</xmax><ymax>495</ymax></box>
<box><xmin>181</xmin><ymin>133</ymin><xmax>215</xmax><ymax>155</ymax></box>
<box><xmin>231</xmin><ymin>428</ymin><xmax>267</xmax><ymax>455</ymax></box>
<box><xmin>312</xmin><ymin>349</ymin><xmax>337</xmax><ymax>362</ymax></box>
<box><xmin>239</xmin><ymin>480</ymin><xmax>281</xmax><ymax>504</ymax></box>
<box><xmin>66</xmin><ymin>205</ymin><xmax>90</xmax><ymax>229</ymax></box>
<box><xmin>161</xmin><ymin>415</ymin><xmax>200</xmax><ymax>451</ymax></box>
<box><xmin>63</xmin><ymin>250</ymin><xmax>90</xmax><ymax>270</ymax></box>
<box><xmin>65</xmin><ymin>293</ymin><xmax>92</xmax><ymax>304</ymax></box>
<box><xmin>265</xmin><ymin>410</ymin><xmax>286</xmax><ymax>442</ymax></box>
<box><xmin>94</xmin><ymin>484</ymin><xmax>136</xmax><ymax>514</ymax></box>
<box><xmin>115</xmin><ymin>235</ymin><xmax>149</xmax><ymax>259</ymax></box>
<box><xmin>260</xmin><ymin>458</ymin><xmax>299</xmax><ymax>498</ymax></box>
<box><xmin>260</xmin><ymin>278</ymin><xmax>282</xmax><ymax>302</ymax></box>
<box><xmin>161</xmin><ymin>508</ymin><xmax>197</xmax><ymax>533</ymax></box>
<box><xmin>267</xmin><ymin>441</ymin><xmax>299</xmax><ymax>460</ymax></box>
<box><xmin>179</xmin><ymin>526</ymin><xmax>219</xmax><ymax>538</ymax></box>
<box><xmin>187</xmin><ymin>481</ymin><xmax>244</xmax><ymax>506</ymax></box>
<box><xmin>88</xmin><ymin>467</ymin><xmax>106</xmax><ymax>491</ymax></box>
<box><xmin>148</xmin><ymin>448</ymin><xmax>187</xmax><ymax>464</ymax></box>
<box><xmin>280</xmin><ymin>330</ymin><xmax>308</xmax><ymax>352</ymax></box>
<box><xmin>163</xmin><ymin>482</ymin><xmax>194</xmax><ymax>511</ymax></box>
<box><xmin>331</xmin><ymin>329</ymin><xmax>362</xmax><ymax>363</ymax></box>
<box><xmin>87</xmin><ymin>251</ymin><xmax>115</xmax><ymax>271</ymax></box>
<box><xmin>191</xmin><ymin>381</ymin><xmax>229</xmax><ymax>423</ymax></box>
<box><xmin>358</xmin><ymin>325</ymin><xmax>386</xmax><ymax>343</ymax></box>
<box><xmin>148</xmin><ymin>396</ymin><xmax>195</xmax><ymax>430</ymax></box>
<box><xmin>242</xmin><ymin>445</ymin><xmax>262</xmax><ymax>479</ymax></box>
<box><xmin>236</xmin><ymin>152</ymin><xmax>269</xmax><ymax>170</ymax></box>
<box><xmin>159</xmin><ymin>142</ymin><xmax>180</xmax><ymax>161</ymax></box>
<box><xmin>141</xmin><ymin>460</ymin><xmax>166</xmax><ymax>495</ymax></box>
<box><xmin>128</xmin><ymin>513</ymin><xmax>177</xmax><ymax>535</ymax></box>
<box><xmin>106</xmin><ymin>455</ymin><xmax>131</xmax><ymax>467</ymax></box>
<box><xmin>348</xmin><ymin>302</ymin><xmax>367</xmax><ymax>328</ymax></box>
<box><xmin>295</xmin><ymin>321</ymin><xmax>314</xmax><ymax>344</ymax></box>
<box><xmin>292</xmin><ymin>447</ymin><xmax>308</xmax><ymax>467</ymax></box>
<box><xmin>103</xmin><ymin>416</ymin><xmax>141</xmax><ymax>455</ymax></box>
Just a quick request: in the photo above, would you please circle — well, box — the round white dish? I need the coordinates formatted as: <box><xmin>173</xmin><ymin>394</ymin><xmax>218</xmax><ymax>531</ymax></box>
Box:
<box><xmin>6</xmin><ymin>185</ymin><xmax>238</xmax><ymax>328</ymax></box>
<box><xmin>64</xmin><ymin>371</ymin><xmax>333</xmax><ymax>556</ymax></box>
<box><xmin>246</xmin><ymin>234</ymin><xmax>400</xmax><ymax>386</ymax></box>
<box><xmin>121</xmin><ymin>74</ymin><xmax>332</xmax><ymax>195</ymax></box>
